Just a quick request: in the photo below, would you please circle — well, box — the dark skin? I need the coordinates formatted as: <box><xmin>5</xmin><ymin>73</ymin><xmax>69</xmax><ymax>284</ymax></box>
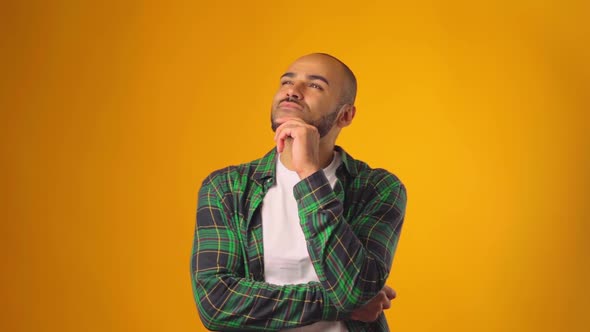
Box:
<box><xmin>350</xmin><ymin>285</ymin><xmax>397</xmax><ymax>322</ymax></box>
<box><xmin>272</xmin><ymin>54</ymin><xmax>397</xmax><ymax>322</ymax></box>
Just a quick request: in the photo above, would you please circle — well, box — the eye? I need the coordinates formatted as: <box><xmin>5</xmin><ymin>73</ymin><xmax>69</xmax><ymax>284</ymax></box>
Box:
<box><xmin>281</xmin><ymin>80</ymin><xmax>293</xmax><ymax>86</ymax></box>
<box><xmin>309</xmin><ymin>83</ymin><xmax>324</xmax><ymax>90</ymax></box>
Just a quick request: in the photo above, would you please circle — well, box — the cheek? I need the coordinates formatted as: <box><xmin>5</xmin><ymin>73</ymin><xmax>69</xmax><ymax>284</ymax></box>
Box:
<box><xmin>312</xmin><ymin>98</ymin><xmax>333</xmax><ymax>111</ymax></box>
<box><xmin>274</xmin><ymin>87</ymin><xmax>288</xmax><ymax>99</ymax></box>
<box><xmin>272</xmin><ymin>91</ymin><xmax>282</xmax><ymax>104</ymax></box>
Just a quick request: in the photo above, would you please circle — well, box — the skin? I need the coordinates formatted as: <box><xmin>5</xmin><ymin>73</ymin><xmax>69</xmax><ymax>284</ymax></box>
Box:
<box><xmin>350</xmin><ymin>285</ymin><xmax>397</xmax><ymax>322</ymax></box>
<box><xmin>270</xmin><ymin>54</ymin><xmax>396</xmax><ymax>322</ymax></box>
<box><xmin>271</xmin><ymin>53</ymin><xmax>355</xmax><ymax>179</ymax></box>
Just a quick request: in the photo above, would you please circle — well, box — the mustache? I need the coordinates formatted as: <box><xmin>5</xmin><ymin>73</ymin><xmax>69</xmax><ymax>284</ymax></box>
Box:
<box><xmin>280</xmin><ymin>96</ymin><xmax>302</xmax><ymax>106</ymax></box>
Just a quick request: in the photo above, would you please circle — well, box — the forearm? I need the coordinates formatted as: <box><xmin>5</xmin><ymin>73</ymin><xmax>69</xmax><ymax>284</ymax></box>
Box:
<box><xmin>294</xmin><ymin>170</ymin><xmax>406</xmax><ymax>311</ymax></box>
<box><xmin>191</xmin><ymin>272</ymin><xmax>345</xmax><ymax>331</ymax></box>
<box><xmin>192</xmin><ymin>176</ymin><xmax>347</xmax><ymax>331</ymax></box>
<box><xmin>301</xmin><ymin>214</ymin><xmax>392</xmax><ymax>311</ymax></box>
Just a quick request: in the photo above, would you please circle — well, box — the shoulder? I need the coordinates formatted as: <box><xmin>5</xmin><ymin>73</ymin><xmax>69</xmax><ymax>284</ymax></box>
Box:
<box><xmin>358</xmin><ymin>167</ymin><xmax>406</xmax><ymax>202</ymax></box>
<box><xmin>362</xmin><ymin>167</ymin><xmax>404</xmax><ymax>189</ymax></box>
<box><xmin>342</xmin><ymin>151</ymin><xmax>406</xmax><ymax>203</ymax></box>
<box><xmin>200</xmin><ymin>149</ymin><xmax>275</xmax><ymax>193</ymax></box>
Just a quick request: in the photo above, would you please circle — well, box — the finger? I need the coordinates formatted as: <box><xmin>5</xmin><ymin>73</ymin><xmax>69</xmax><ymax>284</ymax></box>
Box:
<box><xmin>276</xmin><ymin>133</ymin><xmax>295</xmax><ymax>153</ymax></box>
<box><xmin>274</xmin><ymin>118</ymin><xmax>306</xmax><ymax>135</ymax></box>
<box><xmin>274</xmin><ymin>122</ymin><xmax>289</xmax><ymax>141</ymax></box>
<box><xmin>378</xmin><ymin>291</ymin><xmax>390</xmax><ymax>308</ymax></box>
<box><xmin>382</xmin><ymin>299</ymin><xmax>392</xmax><ymax>310</ymax></box>
<box><xmin>274</xmin><ymin>120</ymin><xmax>291</xmax><ymax>141</ymax></box>
<box><xmin>274</xmin><ymin>123</ymin><xmax>290</xmax><ymax>141</ymax></box>
<box><xmin>277</xmin><ymin>137</ymin><xmax>284</xmax><ymax>153</ymax></box>
<box><xmin>278</xmin><ymin>133</ymin><xmax>290</xmax><ymax>153</ymax></box>
<box><xmin>275</xmin><ymin>123</ymin><xmax>297</xmax><ymax>140</ymax></box>
<box><xmin>276</xmin><ymin>125</ymin><xmax>295</xmax><ymax>138</ymax></box>
<box><xmin>383</xmin><ymin>285</ymin><xmax>397</xmax><ymax>300</ymax></box>
<box><xmin>276</xmin><ymin>129</ymin><xmax>294</xmax><ymax>147</ymax></box>
<box><xmin>274</xmin><ymin>118</ymin><xmax>312</xmax><ymax>137</ymax></box>
<box><xmin>274</xmin><ymin>121</ymin><xmax>316</xmax><ymax>146</ymax></box>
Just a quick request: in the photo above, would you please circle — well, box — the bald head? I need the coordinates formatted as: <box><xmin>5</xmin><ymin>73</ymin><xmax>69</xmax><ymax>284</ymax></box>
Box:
<box><xmin>294</xmin><ymin>53</ymin><xmax>357</xmax><ymax>105</ymax></box>
<box><xmin>271</xmin><ymin>53</ymin><xmax>358</xmax><ymax>137</ymax></box>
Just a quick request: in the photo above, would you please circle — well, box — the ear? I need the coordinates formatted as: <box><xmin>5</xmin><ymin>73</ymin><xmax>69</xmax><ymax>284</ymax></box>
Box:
<box><xmin>337</xmin><ymin>105</ymin><xmax>356</xmax><ymax>128</ymax></box>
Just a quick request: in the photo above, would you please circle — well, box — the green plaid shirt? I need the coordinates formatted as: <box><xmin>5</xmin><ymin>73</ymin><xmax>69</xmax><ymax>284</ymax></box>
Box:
<box><xmin>191</xmin><ymin>146</ymin><xmax>406</xmax><ymax>331</ymax></box>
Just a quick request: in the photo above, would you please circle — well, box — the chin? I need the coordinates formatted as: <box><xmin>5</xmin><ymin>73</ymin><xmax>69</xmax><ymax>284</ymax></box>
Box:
<box><xmin>273</xmin><ymin>110</ymin><xmax>303</xmax><ymax>121</ymax></box>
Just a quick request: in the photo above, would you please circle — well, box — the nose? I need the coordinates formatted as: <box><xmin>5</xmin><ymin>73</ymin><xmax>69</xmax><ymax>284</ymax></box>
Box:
<box><xmin>286</xmin><ymin>82</ymin><xmax>303</xmax><ymax>100</ymax></box>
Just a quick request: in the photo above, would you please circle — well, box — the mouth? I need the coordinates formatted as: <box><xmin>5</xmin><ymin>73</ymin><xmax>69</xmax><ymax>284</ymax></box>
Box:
<box><xmin>278</xmin><ymin>100</ymin><xmax>303</xmax><ymax>111</ymax></box>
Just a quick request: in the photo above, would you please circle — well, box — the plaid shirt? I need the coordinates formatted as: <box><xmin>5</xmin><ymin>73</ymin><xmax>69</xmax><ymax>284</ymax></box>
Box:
<box><xmin>191</xmin><ymin>146</ymin><xmax>407</xmax><ymax>331</ymax></box>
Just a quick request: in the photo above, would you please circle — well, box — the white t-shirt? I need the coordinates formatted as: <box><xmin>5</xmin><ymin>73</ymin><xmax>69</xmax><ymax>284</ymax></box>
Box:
<box><xmin>262</xmin><ymin>153</ymin><xmax>347</xmax><ymax>332</ymax></box>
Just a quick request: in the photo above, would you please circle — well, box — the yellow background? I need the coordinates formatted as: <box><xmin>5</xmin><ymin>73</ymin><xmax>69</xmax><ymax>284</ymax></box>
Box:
<box><xmin>2</xmin><ymin>0</ymin><xmax>588</xmax><ymax>331</ymax></box>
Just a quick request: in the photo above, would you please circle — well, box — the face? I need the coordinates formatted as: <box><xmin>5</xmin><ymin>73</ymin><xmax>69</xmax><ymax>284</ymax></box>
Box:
<box><xmin>270</xmin><ymin>54</ymin><xmax>347</xmax><ymax>137</ymax></box>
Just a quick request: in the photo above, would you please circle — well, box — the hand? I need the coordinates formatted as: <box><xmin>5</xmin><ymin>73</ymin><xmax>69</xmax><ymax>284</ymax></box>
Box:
<box><xmin>350</xmin><ymin>285</ymin><xmax>397</xmax><ymax>322</ymax></box>
<box><xmin>274</xmin><ymin>118</ymin><xmax>321</xmax><ymax>179</ymax></box>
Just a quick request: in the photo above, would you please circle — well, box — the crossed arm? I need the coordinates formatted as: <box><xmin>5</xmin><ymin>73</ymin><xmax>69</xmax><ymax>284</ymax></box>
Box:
<box><xmin>190</xmin><ymin>167</ymin><xmax>406</xmax><ymax>331</ymax></box>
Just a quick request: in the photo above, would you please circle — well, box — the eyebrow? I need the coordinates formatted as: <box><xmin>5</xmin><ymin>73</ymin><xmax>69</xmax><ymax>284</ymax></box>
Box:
<box><xmin>280</xmin><ymin>72</ymin><xmax>330</xmax><ymax>86</ymax></box>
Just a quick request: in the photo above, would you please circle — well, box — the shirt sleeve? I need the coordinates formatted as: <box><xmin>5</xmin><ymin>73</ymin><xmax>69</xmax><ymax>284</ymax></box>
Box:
<box><xmin>293</xmin><ymin>169</ymin><xmax>407</xmax><ymax>312</ymax></box>
<box><xmin>190</xmin><ymin>174</ymin><xmax>347</xmax><ymax>331</ymax></box>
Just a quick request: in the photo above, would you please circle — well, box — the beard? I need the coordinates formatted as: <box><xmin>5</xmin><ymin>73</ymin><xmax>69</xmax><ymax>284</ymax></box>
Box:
<box><xmin>270</xmin><ymin>107</ymin><xmax>341</xmax><ymax>138</ymax></box>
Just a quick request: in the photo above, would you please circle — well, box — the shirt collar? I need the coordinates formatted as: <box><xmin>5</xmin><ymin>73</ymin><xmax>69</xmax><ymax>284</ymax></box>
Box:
<box><xmin>335</xmin><ymin>145</ymin><xmax>360</xmax><ymax>177</ymax></box>
<box><xmin>252</xmin><ymin>148</ymin><xmax>277</xmax><ymax>185</ymax></box>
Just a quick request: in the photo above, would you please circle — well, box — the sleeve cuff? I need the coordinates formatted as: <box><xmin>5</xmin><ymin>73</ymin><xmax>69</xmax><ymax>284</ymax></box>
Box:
<box><xmin>293</xmin><ymin>170</ymin><xmax>337</xmax><ymax>214</ymax></box>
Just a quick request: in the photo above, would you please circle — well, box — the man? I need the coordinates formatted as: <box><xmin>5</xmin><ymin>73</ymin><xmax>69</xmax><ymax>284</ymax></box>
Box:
<box><xmin>191</xmin><ymin>53</ymin><xmax>407</xmax><ymax>331</ymax></box>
